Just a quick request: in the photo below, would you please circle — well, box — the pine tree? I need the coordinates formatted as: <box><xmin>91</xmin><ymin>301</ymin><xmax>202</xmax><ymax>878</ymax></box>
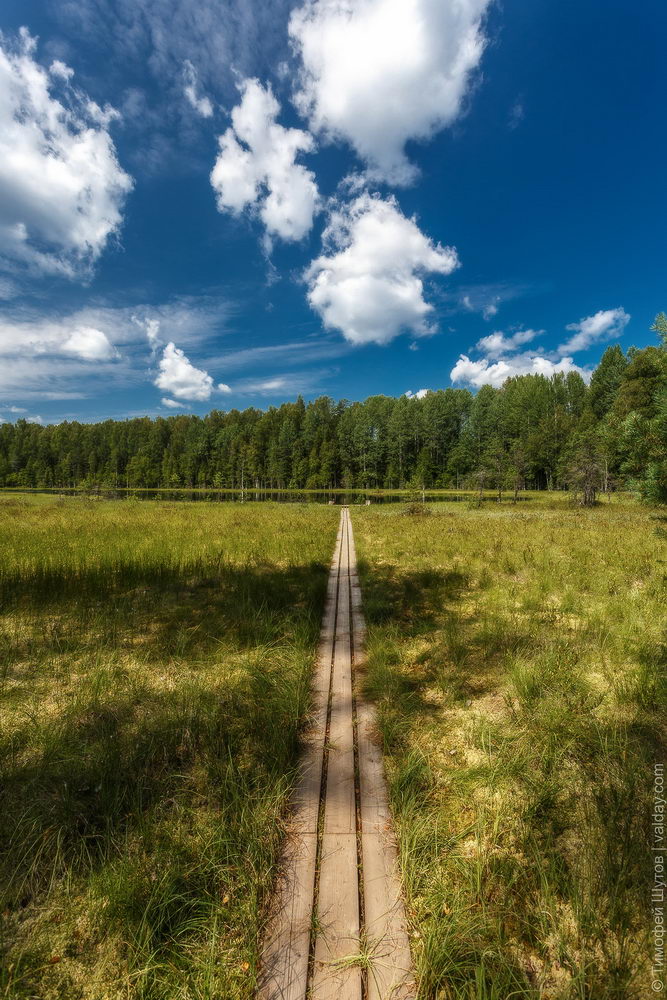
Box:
<box><xmin>589</xmin><ymin>345</ymin><xmax>628</xmax><ymax>419</ymax></box>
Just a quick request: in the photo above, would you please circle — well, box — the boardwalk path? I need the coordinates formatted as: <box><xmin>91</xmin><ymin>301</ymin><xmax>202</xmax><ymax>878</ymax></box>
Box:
<box><xmin>257</xmin><ymin>508</ymin><xmax>415</xmax><ymax>1000</ymax></box>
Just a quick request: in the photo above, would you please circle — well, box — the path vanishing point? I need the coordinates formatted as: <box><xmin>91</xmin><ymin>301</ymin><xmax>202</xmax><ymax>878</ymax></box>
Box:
<box><xmin>257</xmin><ymin>507</ymin><xmax>415</xmax><ymax>1000</ymax></box>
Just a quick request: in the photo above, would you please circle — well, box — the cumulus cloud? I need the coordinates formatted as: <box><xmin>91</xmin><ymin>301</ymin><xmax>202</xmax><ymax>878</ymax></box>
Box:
<box><xmin>61</xmin><ymin>327</ymin><xmax>117</xmax><ymax>361</ymax></box>
<box><xmin>183</xmin><ymin>59</ymin><xmax>213</xmax><ymax>117</ymax></box>
<box><xmin>451</xmin><ymin>352</ymin><xmax>587</xmax><ymax>389</ymax></box>
<box><xmin>210</xmin><ymin>78</ymin><xmax>319</xmax><ymax>242</ymax></box>
<box><xmin>559</xmin><ymin>307</ymin><xmax>630</xmax><ymax>354</ymax></box>
<box><xmin>475</xmin><ymin>329</ymin><xmax>541</xmax><ymax>359</ymax></box>
<box><xmin>155</xmin><ymin>342</ymin><xmax>216</xmax><ymax>401</ymax></box>
<box><xmin>0</xmin><ymin>28</ymin><xmax>133</xmax><ymax>279</ymax></box>
<box><xmin>290</xmin><ymin>0</ymin><xmax>490</xmax><ymax>184</ymax></box>
<box><xmin>405</xmin><ymin>388</ymin><xmax>429</xmax><ymax>399</ymax></box>
<box><xmin>0</xmin><ymin>317</ymin><xmax>116</xmax><ymax>362</ymax></box>
<box><xmin>449</xmin><ymin>322</ymin><xmax>594</xmax><ymax>388</ymax></box>
<box><xmin>161</xmin><ymin>397</ymin><xmax>188</xmax><ymax>409</ymax></box>
<box><xmin>305</xmin><ymin>193</ymin><xmax>458</xmax><ymax>345</ymax></box>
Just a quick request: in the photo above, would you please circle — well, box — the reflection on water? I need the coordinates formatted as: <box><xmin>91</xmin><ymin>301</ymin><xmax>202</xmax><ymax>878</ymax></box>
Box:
<box><xmin>0</xmin><ymin>488</ymin><xmax>534</xmax><ymax>505</ymax></box>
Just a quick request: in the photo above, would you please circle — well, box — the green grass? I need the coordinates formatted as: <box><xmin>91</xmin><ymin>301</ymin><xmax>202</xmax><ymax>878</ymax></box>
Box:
<box><xmin>0</xmin><ymin>495</ymin><xmax>338</xmax><ymax>999</ymax></box>
<box><xmin>351</xmin><ymin>497</ymin><xmax>665</xmax><ymax>999</ymax></box>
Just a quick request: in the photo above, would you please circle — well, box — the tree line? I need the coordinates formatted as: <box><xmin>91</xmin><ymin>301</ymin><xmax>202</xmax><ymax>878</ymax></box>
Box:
<box><xmin>2</xmin><ymin>318</ymin><xmax>666</xmax><ymax>504</ymax></box>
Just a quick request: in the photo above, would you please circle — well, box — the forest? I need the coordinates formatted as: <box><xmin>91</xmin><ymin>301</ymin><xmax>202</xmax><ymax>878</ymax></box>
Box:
<box><xmin>2</xmin><ymin>319</ymin><xmax>666</xmax><ymax>503</ymax></box>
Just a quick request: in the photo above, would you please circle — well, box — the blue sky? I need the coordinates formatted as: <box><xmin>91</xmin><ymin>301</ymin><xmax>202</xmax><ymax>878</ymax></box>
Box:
<box><xmin>0</xmin><ymin>0</ymin><xmax>664</xmax><ymax>424</ymax></box>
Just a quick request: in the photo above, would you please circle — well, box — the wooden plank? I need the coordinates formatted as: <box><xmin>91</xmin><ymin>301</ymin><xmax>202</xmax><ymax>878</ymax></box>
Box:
<box><xmin>362</xmin><ymin>833</ymin><xmax>415</xmax><ymax>1000</ymax></box>
<box><xmin>349</xmin><ymin>511</ymin><xmax>416</xmax><ymax>1000</ymax></box>
<box><xmin>257</xmin><ymin>512</ymin><xmax>343</xmax><ymax>998</ymax></box>
<box><xmin>256</xmin><ymin>833</ymin><xmax>318</xmax><ymax>1000</ymax></box>
<box><xmin>323</xmin><ymin>543</ymin><xmax>355</xmax><ymax>836</ymax></box>
<box><xmin>356</xmin><ymin>699</ymin><xmax>391</xmax><ymax>835</ymax></box>
<box><xmin>311</xmin><ymin>832</ymin><xmax>362</xmax><ymax>999</ymax></box>
<box><xmin>311</xmin><ymin>511</ymin><xmax>361</xmax><ymax>998</ymax></box>
<box><xmin>358</xmin><ymin>697</ymin><xmax>414</xmax><ymax>1000</ymax></box>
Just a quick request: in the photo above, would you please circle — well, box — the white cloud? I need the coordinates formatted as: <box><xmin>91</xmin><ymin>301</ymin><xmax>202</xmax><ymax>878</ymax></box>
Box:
<box><xmin>405</xmin><ymin>388</ymin><xmax>429</xmax><ymax>399</ymax></box>
<box><xmin>0</xmin><ymin>296</ymin><xmax>232</xmax><ymax>399</ymax></box>
<box><xmin>209</xmin><ymin>336</ymin><xmax>351</xmax><ymax>372</ymax></box>
<box><xmin>0</xmin><ymin>29</ymin><xmax>133</xmax><ymax>279</ymax></box>
<box><xmin>145</xmin><ymin>318</ymin><xmax>161</xmax><ymax>354</ymax></box>
<box><xmin>62</xmin><ymin>326</ymin><xmax>117</xmax><ymax>361</ymax></box>
<box><xmin>559</xmin><ymin>307</ymin><xmax>630</xmax><ymax>354</ymax></box>
<box><xmin>211</xmin><ymin>78</ymin><xmax>319</xmax><ymax>242</ymax></box>
<box><xmin>305</xmin><ymin>193</ymin><xmax>458</xmax><ymax>345</ymax></box>
<box><xmin>0</xmin><ymin>317</ymin><xmax>116</xmax><ymax>362</ymax></box>
<box><xmin>155</xmin><ymin>342</ymin><xmax>216</xmax><ymax>401</ymax></box>
<box><xmin>290</xmin><ymin>0</ymin><xmax>490</xmax><ymax>184</ymax></box>
<box><xmin>49</xmin><ymin>59</ymin><xmax>74</xmax><ymax>81</ymax></box>
<box><xmin>232</xmin><ymin>368</ymin><xmax>333</xmax><ymax>396</ymax></box>
<box><xmin>161</xmin><ymin>397</ymin><xmax>188</xmax><ymax>409</ymax></box>
<box><xmin>253</xmin><ymin>377</ymin><xmax>289</xmax><ymax>392</ymax></box>
<box><xmin>183</xmin><ymin>59</ymin><xmax>213</xmax><ymax>117</ymax></box>
<box><xmin>475</xmin><ymin>329</ymin><xmax>541</xmax><ymax>359</ymax></box>
<box><xmin>451</xmin><ymin>353</ymin><xmax>588</xmax><ymax>389</ymax></box>
<box><xmin>133</xmin><ymin>315</ymin><xmax>162</xmax><ymax>355</ymax></box>
<box><xmin>451</xmin><ymin>323</ymin><xmax>591</xmax><ymax>388</ymax></box>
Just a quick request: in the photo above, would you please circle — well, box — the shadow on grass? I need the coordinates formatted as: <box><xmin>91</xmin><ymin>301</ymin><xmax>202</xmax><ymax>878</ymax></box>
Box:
<box><xmin>0</xmin><ymin>560</ymin><xmax>331</xmax><ymax>680</ymax></box>
<box><xmin>0</xmin><ymin>559</ymin><xmax>331</xmax><ymax>997</ymax></box>
<box><xmin>358</xmin><ymin>559</ymin><xmax>471</xmax><ymax>630</ymax></box>
<box><xmin>358</xmin><ymin>558</ymin><xmax>541</xmax><ymax>714</ymax></box>
<box><xmin>355</xmin><ymin>558</ymin><xmax>662</xmax><ymax>1000</ymax></box>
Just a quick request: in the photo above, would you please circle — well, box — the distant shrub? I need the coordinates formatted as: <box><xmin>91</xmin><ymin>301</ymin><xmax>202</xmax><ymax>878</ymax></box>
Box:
<box><xmin>402</xmin><ymin>502</ymin><xmax>432</xmax><ymax>516</ymax></box>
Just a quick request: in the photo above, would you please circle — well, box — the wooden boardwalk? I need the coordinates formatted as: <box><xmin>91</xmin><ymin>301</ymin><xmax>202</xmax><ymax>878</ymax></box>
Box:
<box><xmin>257</xmin><ymin>508</ymin><xmax>415</xmax><ymax>1000</ymax></box>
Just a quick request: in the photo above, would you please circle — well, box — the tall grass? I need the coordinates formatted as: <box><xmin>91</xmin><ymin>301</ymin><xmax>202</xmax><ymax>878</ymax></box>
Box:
<box><xmin>0</xmin><ymin>496</ymin><xmax>338</xmax><ymax>999</ymax></box>
<box><xmin>352</xmin><ymin>498</ymin><xmax>665</xmax><ymax>999</ymax></box>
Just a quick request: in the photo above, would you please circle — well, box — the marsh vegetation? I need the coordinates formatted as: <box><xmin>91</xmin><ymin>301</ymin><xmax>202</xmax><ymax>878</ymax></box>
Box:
<box><xmin>0</xmin><ymin>496</ymin><xmax>337</xmax><ymax>999</ymax></box>
<box><xmin>0</xmin><ymin>492</ymin><xmax>663</xmax><ymax>999</ymax></box>
<box><xmin>353</xmin><ymin>497</ymin><xmax>664</xmax><ymax>999</ymax></box>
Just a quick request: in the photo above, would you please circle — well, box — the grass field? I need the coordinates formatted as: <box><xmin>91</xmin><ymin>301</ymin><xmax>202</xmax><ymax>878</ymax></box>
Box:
<box><xmin>0</xmin><ymin>496</ymin><xmax>338</xmax><ymax>1000</ymax></box>
<box><xmin>1</xmin><ymin>493</ymin><xmax>663</xmax><ymax>999</ymax></box>
<box><xmin>352</xmin><ymin>497</ymin><xmax>665</xmax><ymax>999</ymax></box>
